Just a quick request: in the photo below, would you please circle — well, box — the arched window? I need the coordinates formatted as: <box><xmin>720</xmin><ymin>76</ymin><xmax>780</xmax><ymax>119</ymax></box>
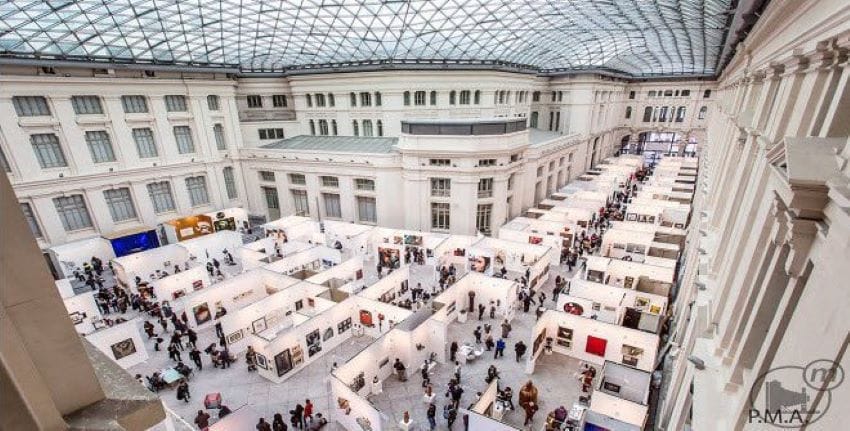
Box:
<box><xmin>474</xmin><ymin>90</ymin><xmax>481</xmax><ymax>105</ymax></box>
<box><xmin>328</xmin><ymin>93</ymin><xmax>335</xmax><ymax>107</ymax></box>
<box><xmin>331</xmin><ymin>120</ymin><xmax>338</xmax><ymax>135</ymax></box>
<box><xmin>309</xmin><ymin>119</ymin><xmax>316</xmax><ymax>135</ymax></box>
<box><xmin>625</xmin><ymin>107</ymin><xmax>632</xmax><ymax>119</ymax></box>
<box><xmin>698</xmin><ymin>106</ymin><xmax>708</xmax><ymax>119</ymax></box>
<box><xmin>449</xmin><ymin>91</ymin><xmax>457</xmax><ymax>105</ymax></box>
<box><xmin>349</xmin><ymin>92</ymin><xmax>357</xmax><ymax>107</ymax></box>
<box><xmin>318</xmin><ymin>119</ymin><xmax>329</xmax><ymax>135</ymax></box>
<box><xmin>362</xmin><ymin>120</ymin><xmax>373</xmax><ymax>137</ymax></box>
<box><xmin>530</xmin><ymin>112</ymin><xmax>539</xmax><ymax>128</ymax></box>
<box><xmin>403</xmin><ymin>91</ymin><xmax>411</xmax><ymax>106</ymax></box>
<box><xmin>642</xmin><ymin>107</ymin><xmax>653</xmax><ymax>122</ymax></box>
<box><xmin>430</xmin><ymin>91</ymin><xmax>437</xmax><ymax>106</ymax></box>
<box><xmin>377</xmin><ymin>120</ymin><xmax>383</xmax><ymax>137</ymax></box>
<box><xmin>532</xmin><ymin>91</ymin><xmax>540</xmax><ymax>102</ymax></box>
<box><xmin>459</xmin><ymin>90</ymin><xmax>471</xmax><ymax>105</ymax></box>
<box><xmin>375</xmin><ymin>92</ymin><xmax>382</xmax><ymax>106</ymax></box>
<box><xmin>306</xmin><ymin>94</ymin><xmax>313</xmax><ymax>107</ymax></box>
<box><xmin>352</xmin><ymin>120</ymin><xmax>359</xmax><ymax>136</ymax></box>
<box><xmin>315</xmin><ymin>93</ymin><xmax>325</xmax><ymax>107</ymax></box>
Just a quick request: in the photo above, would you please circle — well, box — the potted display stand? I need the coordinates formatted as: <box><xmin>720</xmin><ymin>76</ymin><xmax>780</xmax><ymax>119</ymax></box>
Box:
<box><xmin>458</xmin><ymin>309</ymin><xmax>468</xmax><ymax>323</ymax></box>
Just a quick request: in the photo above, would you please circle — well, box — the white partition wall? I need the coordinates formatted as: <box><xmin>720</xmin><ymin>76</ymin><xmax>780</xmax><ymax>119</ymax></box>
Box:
<box><xmin>86</xmin><ymin>319</ymin><xmax>148</xmax><ymax>369</ymax></box>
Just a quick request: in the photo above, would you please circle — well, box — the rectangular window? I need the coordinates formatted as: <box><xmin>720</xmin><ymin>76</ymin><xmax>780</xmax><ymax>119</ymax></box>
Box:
<box><xmin>20</xmin><ymin>203</ymin><xmax>43</xmax><ymax>238</ymax></box>
<box><xmin>681</xmin><ymin>90</ymin><xmax>691</xmax><ymax>97</ymax></box>
<box><xmin>355</xmin><ymin>178</ymin><xmax>375</xmax><ymax>191</ymax></box>
<box><xmin>431</xmin><ymin>202</ymin><xmax>450</xmax><ymax>230</ymax></box>
<box><xmin>507</xmin><ymin>173</ymin><xmax>515</xmax><ymax>191</ymax></box>
<box><xmin>414</xmin><ymin>91</ymin><xmax>426</xmax><ymax>106</ymax></box>
<box><xmin>84</xmin><ymin>131</ymin><xmax>116</xmax><ymax>163</ymax></box>
<box><xmin>71</xmin><ymin>96</ymin><xmax>103</xmax><ymax>115</ymax></box>
<box><xmin>292</xmin><ymin>189</ymin><xmax>310</xmax><ymax>216</ymax></box>
<box><xmin>476</xmin><ymin>204</ymin><xmax>493</xmax><ymax>235</ymax></box>
<box><xmin>173</xmin><ymin>126</ymin><xmax>195</xmax><ymax>154</ymax></box>
<box><xmin>263</xmin><ymin>187</ymin><xmax>280</xmax><ymax>211</ymax></box>
<box><xmin>258</xmin><ymin>128</ymin><xmax>285</xmax><ymax>140</ymax></box>
<box><xmin>430</xmin><ymin>178</ymin><xmax>451</xmax><ymax>197</ymax></box>
<box><xmin>628</xmin><ymin>91</ymin><xmax>636</xmax><ymax>100</ymax></box>
<box><xmin>130</xmin><ymin>128</ymin><xmax>158</xmax><ymax>159</ymax></box>
<box><xmin>478</xmin><ymin>159</ymin><xmax>496</xmax><ymax>167</ymax></box>
<box><xmin>223</xmin><ymin>167</ymin><xmax>238</xmax><ymax>199</ymax></box>
<box><xmin>207</xmin><ymin>95</ymin><xmax>220</xmax><ymax>110</ymax></box>
<box><xmin>315</xmin><ymin>94</ymin><xmax>326</xmax><ymax>107</ymax></box>
<box><xmin>185</xmin><ymin>176</ymin><xmax>210</xmax><ymax>207</ymax></box>
<box><xmin>429</xmin><ymin>158</ymin><xmax>451</xmax><ymax>166</ymax></box>
<box><xmin>247</xmin><ymin>95</ymin><xmax>263</xmax><ymax>108</ymax></box>
<box><xmin>164</xmin><ymin>95</ymin><xmax>188</xmax><ymax>112</ymax></box>
<box><xmin>537</xmin><ymin>166</ymin><xmax>544</xmax><ymax>177</ymax></box>
<box><xmin>31</xmin><ymin>134</ymin><xmax>67</xmax><ymax>168</ymax></box>
<box><xmin>103</xmin><ymin>188</ymin><xmax>137</xmax><ymax>222</ymax></box>
<box><xmin>321</xmin><ymin>176</ymin><xmax>339</xmax><ymax>188</ymax></box>
<box><xmin>323</xmin><ymin>193</ymin><xmax>342</xmax><ymax>218</ymax></box>
<box><xmin>12</xmin><ymin>96</ymin><xmax>51</xmax><ymax>117</ymax></box>
<box><xmin>477</xmin><ymin>177</ymin><xmax>494</xmax><ymax>198</ymax></box>
<box><xmin>260</xmin><ymin>171</ymin><xmax>276</xmax><ymax>182</ymax></box>
<box><xmin>53</xmin><ymin>195</ymin><xmax>93</xmax><ymax>231</ymax></box>
<box><xmin>510</xmin><ymin>153</ymin><xmax>520</xmax><ymax>163</ymax></box>
<box><xmin>459</xmin><ymin>90</ymin><xmax>471</xmax><ymax>105</ymax></box>
<box><xmin>147</xmin><ymin>181</ymin><xmax>176</xmax><ymax>214</ymax></box>
<box><xmin>213</xmin><ymin>124</ymin><xmax>227</xmax><ymax>150</ymax></box>
<box><xmin>289</xmin><ymin>173</ymin><xmax>306</xmax><ymax>185</ymax></box>
<box><xmin>121</xmin><ymin>95</ymin><xmax>148</xmax><ymax>113</ymax></box>
<box><xmin>356</xmin><ymin>196</ymin><xmax>377</xmax><ymax>223</ymax></box>
<box><xmin>318</xmin><ymin>119</ymin><xmax>329</xmax><ymax>135</ymax></box>
<box><xmin>362</xmin><ymin>120</ymin><xmax>373</xmax><ymax>137</ymax></box>
<box><xmin>360</xmin><ymin>92</ymin><xmax>372</xmax><ymax>107</ymax></box>
<box><xmin>273</xmin><ymin>94</ymin><xmax>288</xmax><ymax>107</ymax></box>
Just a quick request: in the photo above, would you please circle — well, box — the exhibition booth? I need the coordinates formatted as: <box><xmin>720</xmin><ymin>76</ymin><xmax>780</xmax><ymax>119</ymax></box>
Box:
<box><xmin>86</xmin><ymin>318</ymin><xmax>149</xmax><ymax>369</ymax></box>
<box><xmin>433</xmin><ymin>234</ymin><xmax>480</xmax><ymax>269</ymax></box>
<box><xmin>625</xmin><ymin>197</ymin><xmax>691</xmax><ymax>229</ymax></box>
<box><xmin>61</xmin><ymin>289</ymin><xmax>101</xmax><ymax>335</ymax></box>
<box><xmin>540</xmin><ymin>206</ymin><xmax>596</xmax><ymax>229</ymax></box>
<box><xmin>306</xmin><ymin>257</ymin><xmax>366</xmax><ymax>294</ymax></box>
<box><xmin>525</xmin><ymin>310</ymin><xmax>659</xmax><ymax>374</ymax></box>
<box><xmin>203</xmin><ymin>207</ymin><xmax>250</xmax><ymax>233</ymax></box>
<box><xmin>237</xmin><ymin>238</ymin><xmax>315</xmax><ymax>271</ymax></box>
<box><xmin>150</xmin><ymin>266</ymin><xmax>212</xmax><ymax>301</ymax></box>
<box><xmin>321</xmin><ymin>220</ymin><xmax>375</xmax><ymax>257</ymax></box>
<box><xmin>218</xmin><ymin>279</ymin><xmax>326</xmax><ymax>354</ymax></box>
<box><xmin>358</xmin><ymin>265</ymin><xmax>412</xmax><ymax>306</ymax></box>
<box><xmin>608</xmin><ymin>221</ymin><xmax>687</xmax><ymax>250</ymax></box>
<box><xmin>370</xmin><ymin>228</ymin><xmax>449</xmax><ymax>267</ymax></box>
<box><xmin>178</xmin><ymin>230</ymin><xmax>246</xmax><ymax>266</ymax></box>
<box><xmin>47</xmin><ymin>236</ymin><xmax>115</xmax><ymax>279</ymax></box>
<box><xmin>262</xmin><ymin>215</ymin><xmax>315</xmax><ymax>241</ymax></box>
<box><xmin>636</xmin><ymin>185</ymin><xmax>694</xmax><ymax>204</ymax></box>
<box><xmin>183</xmin><ymin>269</ymin><xmax>300</xmax><ymax>330</ymax></box>
<box><xmin>430</xmin><ymin>272</ymin><xmax>518</xmax><ymax>326</ymax></box>
<box><xmin>264</xmin><ymin>245</ymin><xmax>343</xmax><ymax>279</ymax></box>
<box><xmin>466</xmin><ymin>237</ymin><xmax>553</xmax><ymax>289</ymax></box>
<box><xmin>112</xmin><ymin>244</ymin><xmax>190</xmax><ymax>288</ymax></box>
<box><xmin>581</xmin><ymin>256</ymin><xmax>675</xmax><ymax>298</ymax></box>
<box><xmin>459</xmin><ymin>378</ymin><xmax>521</xmax><ymax>431</ymax></box>
<box><xmin>558</xmin><ymin>279</ymin><xmax>668</xmax><ymax>333</ymax></box>
<box><xmin>583</xmin><ymin>361</ymin><xmax>652</xmax><ymax>431</ymax></box>
<box><xmin>499</xmin><ymin>217</ymin><xmax>580</xmax><ymax>255</ymax></box>
<box><xmin>160</xmin><ymin>207</ymin><xmax>250</xmax><ymax>244</ymax></box>
<box><xmin>600</xmin><ymin>228</ymin><xmax>680</xmax><ymax>263</ymax></box>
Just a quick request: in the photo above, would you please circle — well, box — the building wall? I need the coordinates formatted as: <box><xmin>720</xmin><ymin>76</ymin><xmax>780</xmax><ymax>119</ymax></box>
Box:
<box><xmin>0</xmin><ymin>66</ymin><xmax>709</xmax><ymax>248</ymax></box>
<box><xmin>656</xmin><ymin>0</ymin><xmax>850</xmax><ymax>429</ymax></box>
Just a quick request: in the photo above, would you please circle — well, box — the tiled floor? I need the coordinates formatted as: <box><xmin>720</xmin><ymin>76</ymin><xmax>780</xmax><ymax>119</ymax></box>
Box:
<box><xmin>128</xmin><ymin>248</ymin><xmax>588</xmax><ymax>430</ymax></box>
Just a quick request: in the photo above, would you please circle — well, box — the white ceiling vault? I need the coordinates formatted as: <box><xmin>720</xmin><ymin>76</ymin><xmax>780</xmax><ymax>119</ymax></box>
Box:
<box><xmin>0</xmin><ymin>0</ymin><xmax>738</xmax><ymax>77</ymax></box>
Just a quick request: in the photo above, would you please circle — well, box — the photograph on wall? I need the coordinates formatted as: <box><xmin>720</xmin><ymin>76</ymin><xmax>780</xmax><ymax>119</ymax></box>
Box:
<box><xmin>295</xmin><ymin>299</ymin><xmax>304</xmax><ymax>311</ymax></box>
<box><xmin>255</xmin><ymin>353</ymin><xmax>268</xmax><ymax>370</ymax></box>
<box><xmin>306</xmin><ymin>329</ymin><xmax>322</xmax><ymax>357</ymax></box>
<box><xmin>356</xmin><ymin>417</ymin><xmax>373</xmax><ymax>431</ymax></box>
<box><xmin>355</xmin><ymin>269</ymin><xmax>364</xmax><ymax>280</ymax></box>
<box><xmin>556</xmin><ymin>326</ymin><xmax>573</xmax><ymax>347</ymax></box>
<box><xmin>403</xmin><ymin>234</ymin><xmax>423</xmax><ymax>246</ymax></box>
<box><xmin>563</xmin><ymin>302</ymin><xmax>584</xmax><ymax>315</ymax></box>
<box><xmin>213</xmin><ymin>217</ymin><xmax>237</xmax><ymax>232</ymax></box>
<box><xmin>338</xmin><ymin>317</ymin><xmax>352</xmax><ymax>334</ymax></box>
<box><xmin>192</xmin><ymin>302</ymin><xmax>212</xmax><ymax>325</ymax></box>
<box><xmin>323</xmin><ymin>327</ymin><xmax>334</xmax><ymax>342</ymax></box>
<box><xmin>252</xmin><ymin>317</ymin><xmax>268</xmax><ymax>334</ymax></box>
<box><xmin>532</xmin><ymin>330</ymin><xmax>546</xmax><ymax>355</ymax></box>
<box><xmin>274</xmin><ymin>349</ymin><xmax>294</xmax><ymax>377</ymax></box>
<box><xmin>453</xmin><ymin>248</ymin><xmax>466</xmax><ymax>256</ymax></box>
<box><xmin>378</xmin><ymin>357</ymin><xmax>390</xmax><ymax>368</ymax></box>
<box><xmin>291</xmin><ymin>345</ymin><xmax>304</xmax><ymax>365</ymax></box>
<box><xmin>226</xmin><ymin>329</ymin><xmax>244</xmax><ymax>344</ymax></box>
<box><xmin>378</xmin><ymin>247</ymin><xmax>400</xmax><ymax>269</ymax></box>
<box><xmin>528</xmin><ymin>236</ymin><xmax>543</xmax><ymax>245</ymax></box>
<box><xmin>172</xmin><ymin>289</ymin><xmax>187</xmax><ymax>300</ymax></box>
<box><xmin>359</xmin><ymin>309</ymin><xmax>374</xmax><ymax>327</ymax></box>
<box><xmin>392</xmin><ymin>235</ymin><xmax>403</xmax><ymax>244</ymax></box>
<box><xmin>626</xmin><ymin>213</ymin><xmax>638</xmax><ymax>221</ymax></box>
<box><xmin>192</xmin><ymin>279</ymin><xmax>204</xmax><ymax>291</ymax></box>
<box><xmin>585</xmin><ymin>335</ymin><xmax>608</xmax><ymax>357</ymax></box>
<box><xmin>470</xmin><ymin>255</ymin><xmax>490</xmax><ymax>273</ymax></box>
<box><xmin>110</xmin><ymin>338</ymin><xmax>137</xmax><ymax>360</ymax></box>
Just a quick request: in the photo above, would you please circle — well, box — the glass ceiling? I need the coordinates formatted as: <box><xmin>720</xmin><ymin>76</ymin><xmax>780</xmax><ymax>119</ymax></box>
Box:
<box><xmin>0</xmin><ymin>0</ymin><xmax>736</xmax><ymax>77</ymax></box>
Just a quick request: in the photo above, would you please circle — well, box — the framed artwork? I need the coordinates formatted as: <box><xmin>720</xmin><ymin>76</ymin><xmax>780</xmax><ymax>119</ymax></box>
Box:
<box><xmin>359</xmin><ymin>310</ymin><xmax>374</xmax><ymax>327</ymax></box>
<box><xmin>308</xmin><ymin>343</ymin><xmax>322</xmax><ymax>357</ymax></box>
<box><xmin>307</xmin><ymin>298</ymin><xmax>315</xmax><ymax>307</ymax></box>
<box><xmin>649</xmin><ymin>305</ymin><xmax>662</xmax><ymax>314</ymax></box>
<box><xmin>110</xmin><ymin>338</ymin><xmax>137</xmax><ymax>360</ymax></box>
<box><xmin>446</xmin><ymin>301</ymin><xmax>457</xmax><ymax>314</ymax></box>
<box><xmin>192</xmin><ymin>302</ymin><xmax>211</xmax><ymax>325</ymax></box>
<box><xmin>291</xmin><ymin>345</ymin><xmax>304</xmax><ymax>365</ymax></box>
<box><xmin>623</xmin><ymin>276</ymin><xmax>635</xmax><ymax>289</ymax></box>
<box><xmin>226</xmin><ymin>330</ymin><xmax>244</xmax><ymax>344</ymax></box>
<box><xmin>295</xmin><ymin>300</ymin><xmax>304</xmax><ymax>311</ymax></box>
<box><xmin>532</xmin><ymin>330</ymin><xmax>546</xmax><ymax>355</ymax></box>
<box><xmin>556</xmin><ymin>326</ymin><xmax>573</xmax><ymax>348</ymax></box>
<box><xmin>172</xmin><ymin>289</ymin><xmax>187</xmax><ymax>300</ymax></box>
<box><xmin>603</xmin><ymin>381</ymin><xmax>622</xmax><ymax>393</ymax></box>
<box><xmin>232</xmin><ymin>290</ymin><xmax>253</xmax><ymax>303</ymax></box>
<box><xmin>355</xmin><ymin>416</ymin><xmax>373</xmax><ymax>431</ymax></box>
<box><xmin>378</xmin><ymin>357</ymin><xmax>389</xmax><ymax>368</ymax></box>
<box><xmin>255</xmin><ymin>353</ymin><xmax>268</xmax><ymax>370</ymax></box>
<box><xmin>192</xmin><ymin>280</ymin><xmax>204</xmax><ymax>291</ymax></box>
<box><xmin>635</xmin><ymin>297</ymin><xmax>650</xmax><ymax>308</ymax></box>
<box><xmin>378</xmin><ymin>247</ymin><xmax>400</xmax><ymax>268</ymax></box>
<box><xmin>338</xmin><ymin>317</ymin><xmax>352</xmax><ymax>334</ymax></box>
<box><xmin>585</xmin><ymin>336</ymin><xmax>608</xmax><ymax>357</ymax></box>
<box><xmin>626</xmin><ymin>213</ymin><xmax>637</xmax><ymax>221</ymax></box>
<box><xmin>355</xmin><ymin>269</ymin><xmax>363</xmax><ymax>280</ymax></box>
<box><xmin>528</xmin><ymin>236</ymin><xmax>543</xmax><ymax>245</ymax></box>
<box><xmin>69</xmin><ymin>311</ymin><xmax>86</xmax><ymax>325</ymax></box>
<box><xmin>252</xmin><ymin>317</ymin><xmax>267</xmax><ymax>334</ymax></box>
<box><xmin>323</xmin><ymin>327</ymin><xmax>334</xmax><ymax>342</ymax></box>
<box><xmin>563</xmin><ymin>302</ymin><xmax>584</xmax><ymax>315</ymax></box>
<box><xmin>403</xmin><ymin>234</ymin><xmax>423</xmax><ymax>246</ymax></box>
<box><xmin>392</xmin><ymin>235</ymin><xmax>403</xmax><ymax>244</ymax></box>
<box><xmin>274</xmin><ymin>349</ymin><xmax>293</xmax><ymax>377</ymax></box>
<box><xmin>306</xmin><ymin>329</ymin><xmax>321</xmax><ymax>347</ymax></box>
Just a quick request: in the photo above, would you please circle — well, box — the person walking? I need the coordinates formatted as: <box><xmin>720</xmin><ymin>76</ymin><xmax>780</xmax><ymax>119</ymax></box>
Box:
<box><xmin>523</xmin><ymin>401</ymin><xmax>539</xmax><ymax>426</ymax></box>
<box><xmin>449</xmin><ymin>341</ymin><xmax>458</xmax><ymax>362</ymax></box>
<box><xmin>188</xmin><ymin>346</ymin><xmax>203</xmax><ymax>370</ymax></box>
<box><xmin>444</xmin><ymin>404</ymin><xmax>457</xmax><ymax>429</ymax></box>
<box><xmin>426</xmin><ymin>403</ymin><xmax>437</xmax><ymax>430</ymax></box>
<box><xmin>256</xmin><ymin>418</ymin><xmax>271</xmax><ymax>431</ymax></box>
<box><xmin>495</xmin><ymin>338</ymin><xmax>506</xmax><ymax>359</ymax></box>
<box><xmin>176</xmin><ymin>380</ymin><xmax>190</xmax><ymax>403</ymax></box>
<box><xmin>293</xmin><ymin>403</ymin><xmax>305</xmax><ymax>429</ymax></box>
<box><xmin>477</xmin><ymin>303</ymin><xmax>485</xmax><ymax>320</ymax></box>
<box><xmin>272</xmin><ymin>413</ymin><xmax>288</xmax><ymax>431</ymax></box>
<box><xmin>303</xmin><ymin>399</ymin><xmax>314</xmax><ymax>424</ymax></box>
<box><xmin>514</xmin><ymin>341</ymin><xmax>527</xmax><ymax>362</ymax></box>
<box><xmin>501</xmin><ymin>319</ymin><xmax>512</xmax><ymax>338</ymax></box>
<box><xmin>453</xmin><ymin>361</ymin><xmax>462</xmax><ymax>383</ymax></box>
<box><xmin>473</xmin><ymin>326</ymin><xmax>482</xmax><ymax>344</ymax></box>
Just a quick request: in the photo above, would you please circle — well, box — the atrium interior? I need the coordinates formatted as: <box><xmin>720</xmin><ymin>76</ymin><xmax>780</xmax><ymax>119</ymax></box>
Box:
<box><xmin>1</xmin><ymin>1</ymin><xmax>848</xmax><ymax>430</ymax></box>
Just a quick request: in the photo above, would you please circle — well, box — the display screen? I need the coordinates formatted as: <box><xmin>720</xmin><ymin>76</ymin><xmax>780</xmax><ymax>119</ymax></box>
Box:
<box><xmin>110</xmin><ymin>230</ymin><xmax>160</xmax><ymax>257</ymax></box>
